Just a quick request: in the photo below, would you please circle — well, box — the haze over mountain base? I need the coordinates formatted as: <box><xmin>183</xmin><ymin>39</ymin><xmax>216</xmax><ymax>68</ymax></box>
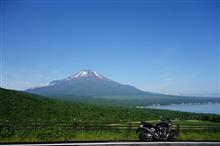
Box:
<box><xmin>26</xmin><ymin>70</ymin><xmax>220</xmax><ymax>106</ymax></box>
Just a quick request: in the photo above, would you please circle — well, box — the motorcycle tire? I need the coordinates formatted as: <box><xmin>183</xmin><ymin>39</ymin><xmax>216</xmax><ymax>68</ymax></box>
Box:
<box><xmin>168</xmin><ymin>130</ymin><xmax>178</xmax><ymax>141</ymax></box>
<box><xmin>138</xmin><ymin>131</ymin><xmax>153</xmax><ymax>142</ymax></box>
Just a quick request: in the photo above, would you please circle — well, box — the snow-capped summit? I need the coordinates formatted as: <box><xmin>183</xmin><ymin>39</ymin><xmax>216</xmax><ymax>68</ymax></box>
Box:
<box><xmin>47</xmin><ymin>70</ymin><xmax>110</xmax><ymax>86</ymax></box>
<box><xmin>67</xmin><ymin>70</ymin><xmax>105</xmax><ymax>80</ymax></box>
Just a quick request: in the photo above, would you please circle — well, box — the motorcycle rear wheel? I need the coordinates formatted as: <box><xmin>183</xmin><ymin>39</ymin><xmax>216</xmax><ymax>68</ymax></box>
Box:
<box><xmin>168</xmin><ymin>130</ymin><xmax>178</xmax><ymax>141</ymax></box>
<box><xmin>138</xmin><ymin>131</ymin><xmax>153</xmax><ymax>142</ymax></box>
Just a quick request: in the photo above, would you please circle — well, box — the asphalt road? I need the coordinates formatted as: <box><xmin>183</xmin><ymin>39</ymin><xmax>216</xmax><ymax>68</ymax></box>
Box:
<box><xmin>2</xmin><ymin>142</ymin><xmax>220</xmax><ymax>146</ymax></box>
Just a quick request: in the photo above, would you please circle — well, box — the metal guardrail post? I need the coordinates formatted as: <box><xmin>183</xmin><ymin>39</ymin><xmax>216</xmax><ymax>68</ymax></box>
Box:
<box><xmin>177</xmin><ymin>124</ymin><xmax>180</xmax><ymax>136</ymax></box>
<box><xmin>127</xmin><ymin>123</ymin><xmax>132</xmax><ymax>139</ymax></box>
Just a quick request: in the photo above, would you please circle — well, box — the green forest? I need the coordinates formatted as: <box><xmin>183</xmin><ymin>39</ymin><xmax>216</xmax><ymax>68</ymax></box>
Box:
<box><xmin>1</xmin><ymin>87</ymin><xmax>220</xmax><ymax>142</ymax></box>
<box><xmin>1</xmin><ymin>87</ymin><xmax>220</xmax><ymax>123</ymax></box>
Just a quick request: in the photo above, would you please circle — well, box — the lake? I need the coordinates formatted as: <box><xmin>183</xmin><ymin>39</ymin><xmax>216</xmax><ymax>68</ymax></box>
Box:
<box><xmin>145</xmin><ymin>103</ymin><xmax>220</xmax><ymax>115</ymax></box>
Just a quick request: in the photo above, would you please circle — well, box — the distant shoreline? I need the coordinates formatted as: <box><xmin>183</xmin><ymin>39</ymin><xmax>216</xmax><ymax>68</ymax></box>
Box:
<box><xmin>142</xmin><ymin>102</ymin><xmax>220</xmax><ymax>115</ymax></box>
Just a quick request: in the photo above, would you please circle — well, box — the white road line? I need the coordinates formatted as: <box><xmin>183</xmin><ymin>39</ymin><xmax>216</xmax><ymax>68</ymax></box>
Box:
<box><xmin>2</xmin><ymin>142</ymin><xmax>220</xmax><ymax>146</ymax></box>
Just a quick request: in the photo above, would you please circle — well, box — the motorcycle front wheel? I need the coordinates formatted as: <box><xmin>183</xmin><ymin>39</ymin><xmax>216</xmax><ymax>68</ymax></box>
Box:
<box><xmin>168</xmin><ymin>130</ymin><xmax>178</xmax><ymax>141</ymax></box>
<box><xmin>138</xmin><ymin>131</ymin><xmax>153</xmax><ymax>142</ymax></box>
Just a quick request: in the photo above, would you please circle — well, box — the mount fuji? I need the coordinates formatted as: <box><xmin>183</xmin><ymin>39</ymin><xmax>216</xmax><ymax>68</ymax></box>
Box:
<box><xmin>26</xmin><ymin>70</ymin><xmax>144</xmax><ymax>97</ymax></box>
<box><xmin>26</xmin><ymin>70</ymin><xmax>219</xmax><ymax>105</ymax></box>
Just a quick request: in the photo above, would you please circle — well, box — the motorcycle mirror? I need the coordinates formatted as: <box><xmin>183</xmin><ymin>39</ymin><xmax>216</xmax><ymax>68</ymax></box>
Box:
<box><xmin>166</xmin><ymin>117</ymin><xmax>171</xmax><ymax>123</ymax></box>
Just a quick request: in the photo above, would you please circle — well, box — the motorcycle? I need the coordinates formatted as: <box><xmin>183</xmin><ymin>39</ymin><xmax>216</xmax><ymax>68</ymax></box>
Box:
<box><xmin>136</xmin><ymin>118</ymin><xmax>177</xmax><ymax>141</ymax></box>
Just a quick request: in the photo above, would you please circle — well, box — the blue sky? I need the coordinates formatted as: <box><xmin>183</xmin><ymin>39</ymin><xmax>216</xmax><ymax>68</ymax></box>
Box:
<box><xmin>0</xmin><ymin>0</ymin><xmax>219</xmax><ymax>97</ymax></box>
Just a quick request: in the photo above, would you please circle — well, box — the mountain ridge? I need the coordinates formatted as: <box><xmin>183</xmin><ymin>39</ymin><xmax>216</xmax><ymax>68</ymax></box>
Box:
<box><xmin>26</xmin><ymin>70</ymin><xmax>220</xmax><ymax>105</ymax></box>
<box><xmin>26</xmin><ymin>70</ymin><xmax>144</xmax><ymax>97</ymax></box>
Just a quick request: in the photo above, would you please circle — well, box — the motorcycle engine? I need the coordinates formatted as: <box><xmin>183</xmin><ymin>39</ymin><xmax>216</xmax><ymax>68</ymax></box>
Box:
<box><xmin>156</xmin><ymin>126</ymin><xmax>168</xmax><ymax>138</ymax></box>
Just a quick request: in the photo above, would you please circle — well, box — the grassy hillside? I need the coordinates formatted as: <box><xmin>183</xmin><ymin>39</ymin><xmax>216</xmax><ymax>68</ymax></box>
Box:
<box><xmin>0</xmin><ymin>87</ymin><xmax>220</xmax><ymax>123</ymax></box>
<box><xmin>1</xmin><ymin>87</ymin><xmax>220</xmax><ymax>142</ymax></box>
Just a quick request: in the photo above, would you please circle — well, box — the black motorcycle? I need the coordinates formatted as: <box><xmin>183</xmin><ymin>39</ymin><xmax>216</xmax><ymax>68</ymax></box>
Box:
<box><xmin>136</xmin><ymin>118</ymin><xmax>177</xmax><ymax>141</ymax></box>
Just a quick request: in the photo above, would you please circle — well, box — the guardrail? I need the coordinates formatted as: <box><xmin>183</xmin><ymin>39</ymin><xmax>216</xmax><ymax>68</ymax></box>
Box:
<box><xmin>1</xmin><ymin>122</ymin><xmax>220</xmax><ymax>141</ymax></box>
<box><xmin>1</xmin><ymin>122</ymin><xmax>220</xmax><ymax>136</ymax></box>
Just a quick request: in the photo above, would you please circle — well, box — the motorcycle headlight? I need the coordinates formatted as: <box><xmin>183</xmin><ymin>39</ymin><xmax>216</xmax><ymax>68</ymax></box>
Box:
<box><xmin>140</xmin><ymin>124</ymin><xmax>143</xmax><ymax>128</ymax></box>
